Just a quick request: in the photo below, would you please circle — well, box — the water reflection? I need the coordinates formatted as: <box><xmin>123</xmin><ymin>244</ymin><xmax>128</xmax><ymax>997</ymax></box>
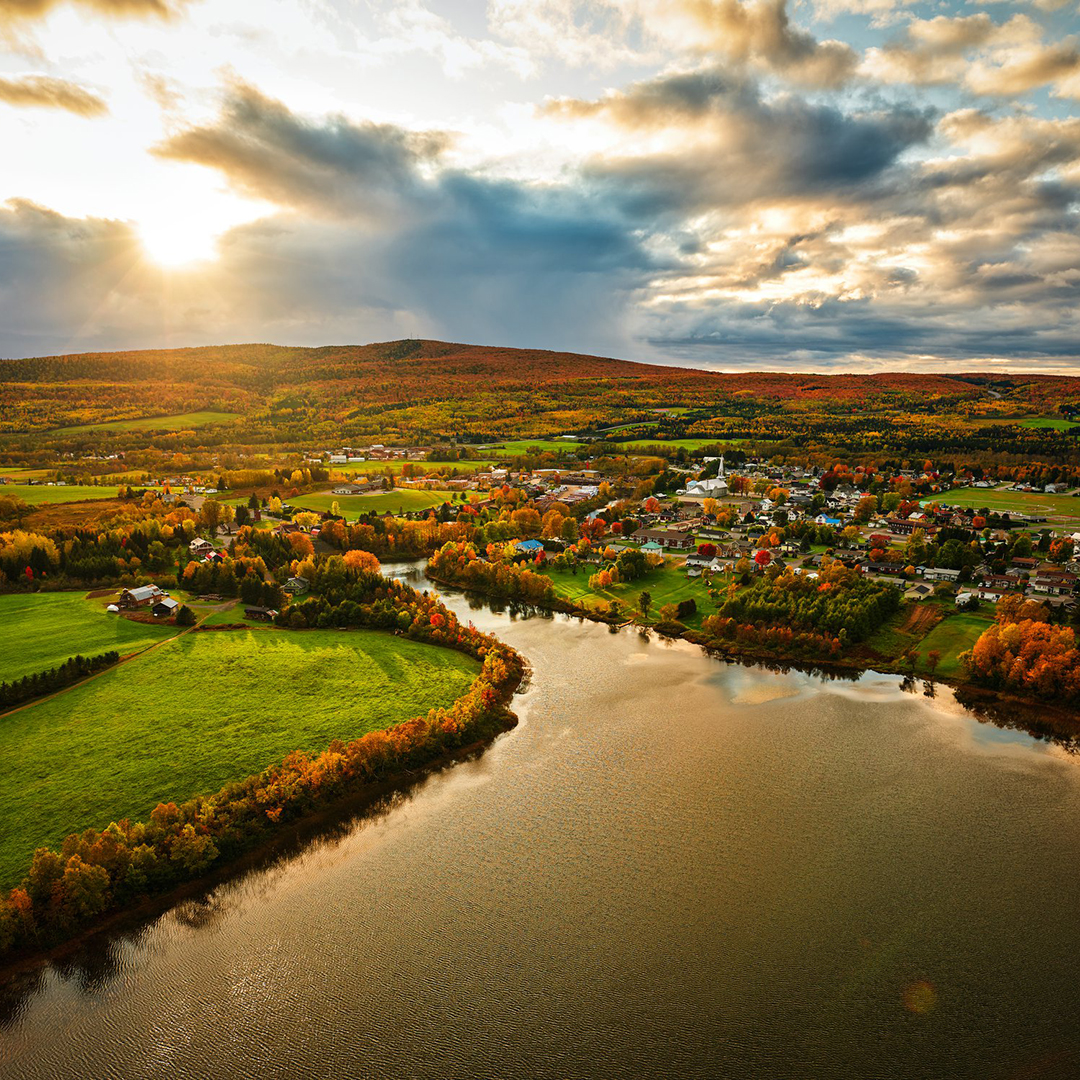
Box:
<box><xmin>3</xmin><ymin>562</ymin><xmax>1080</xmax><ymax>1080</ymax></box>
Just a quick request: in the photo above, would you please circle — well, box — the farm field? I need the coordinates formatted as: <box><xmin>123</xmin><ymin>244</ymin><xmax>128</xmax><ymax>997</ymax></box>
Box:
<box><xmin>478</xmin><ymin>439</ymin><xmax>585</xmax><ymax>456</ymax></box>
<box><xmin>293</xmin><ymin>488</ymin><xmax>456</xmax><ymax>515</ymax></box>
<box><xmin>924</xmin><ymin>486</ymin><xmax>1080</xmax><ymax>523</ymax></box>
<box><xmin>0</xmin><ymin>592</ymin><xmax>175</xmax><ymax>683</ymax></box>
<box><xmin>611</xmin><ymin>437</ymin><xmax>740</xmax><ymax>451</ymax></box>
<box><xmin>1018</xmin><ymin>418</ymin><xmax>1080</xmax><ymax>431</ymax></box>
<box><xmin>53</xmin><ymin>410</ymin><xmax>242</xmax><ymax>434</ymax></box>
<box><xmin>4</xmin><ymin>483</ymin><xmax>122</xmax><ymax>505</ymax></box>
<box><xmin>332</xmin><ymin>459</ymin><xmax>491</xmax><ymax>475</ymax></box>
<box><xmin>0</xmin><ymin>626</ymin><xmax>479</xmax><ymax>888</ymax></box>
<box><xmin>0</xmin><ymin>468</ymin><xmax>53</xmax><ymax>481</ymax></box>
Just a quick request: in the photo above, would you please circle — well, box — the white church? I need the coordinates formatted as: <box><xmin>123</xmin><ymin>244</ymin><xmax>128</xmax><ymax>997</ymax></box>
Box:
<box><xmin>684</xmin><ymin>456</ymin><xmax>729</xmax><ymax>498</ymax></box>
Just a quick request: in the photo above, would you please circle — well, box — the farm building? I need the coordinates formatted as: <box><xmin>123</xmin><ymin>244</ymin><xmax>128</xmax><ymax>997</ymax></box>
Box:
<box><xmin>244</xmin><ymin>605</ymin><xmax>279</xmax><ymax>621</ymax></box>
<box><xmin>118</xmin><ymin>585</ymin><xmax>165</xmax><ymax>609</ymax></box>
<box><xmin>152</xmin><ymin>598</ymin><xmax>179</xmax><ymax>618</ymax></box>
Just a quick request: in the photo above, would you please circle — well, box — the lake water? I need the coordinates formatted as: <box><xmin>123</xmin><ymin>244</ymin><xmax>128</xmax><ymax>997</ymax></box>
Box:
<box><xmin>2</xmin><ymin>566</ymin><xmax>1080</xmax><ymax>1078</ymax></box>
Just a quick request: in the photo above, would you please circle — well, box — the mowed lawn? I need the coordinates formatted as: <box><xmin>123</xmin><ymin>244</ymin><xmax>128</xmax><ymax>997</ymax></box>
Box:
<box><xmin>54</xmin><ymin>410</ymin><xmax>242</xmax><ymax>434</ymax></box>
<box><xmin>0</xmin><ymin>592</ymin><xmax>176</xmax><ymax>683</ymax></box>
<box><xmin>4</xmin><ymin>483</ymin><xmax>122</xmax><ymax>506</ymax></box>
<box><xmin>0</xmin><ymin>627</ymin><xmax>479</xmax><ymax>887</ymax></box>
<box><xmin>916</xmin><ymin>611</ymin><xmax>994</xmax><ymax>677</ymax></box>
<box><xmin>543</xmin><ymin>560</ymin><xmax>719</xmax><ymax>629</ymax></box>
<box><xmin>293</xmin><ymin>488</ymin><xmax>456</xmax><ymax>516</ymax></box>
<box><xmin>923</xmin><ymin>486</ymin><xmax>1080</xmax><ymax>524</ymax></box>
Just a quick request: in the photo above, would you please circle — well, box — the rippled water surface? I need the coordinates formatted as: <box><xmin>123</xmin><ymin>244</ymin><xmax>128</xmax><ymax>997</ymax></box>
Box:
<box><xmin>2</xmin><ymin>569</ymin><xmax>1080</xmax><ymax>1079</ymax></box>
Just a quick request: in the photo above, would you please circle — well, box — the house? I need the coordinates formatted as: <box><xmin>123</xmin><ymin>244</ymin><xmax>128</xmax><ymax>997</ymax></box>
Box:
<box><xmin>815</xmin><ymin>515</ymin><xmax>842</xmax><ymax>527</ymax></box>
<box><xmin>905</xmin><ymin>583</ymin><xmax>934</xmax><ymax>600</ymax></box>
<box><xmin>274</xmin><ymin>522</ymin><xmax>303</xmax><ymax>537</ymax></box>
<box><xmin>515</xmin><ymin>539</ymin><xmax>545</xmax><ymax>557</ymax></box>
<box><xmin>1030</xmin><ymin>572</ymin><xmax>1078</xmax><ymax>596</ymax></box>
<box><xmin>640</xmin><ymin>541</ymin><xmax>663</xmax><ymax>555</ymax></box>
<box><xmin>152</xmin><ymin>597</ymin><xmax>179</xmax><ymax>618</ymax></box>
<box><xmin>684</xmin><ymin>554</ymin><xmax>723</xmax><ymax>573</ymax></box>
<box><xmin>922</xmin><ymin>567</ymin><xmax>961</xmax><ymax>582</ymax></box>
<box><xmin>189</xmin><ymin>537</ymin><xmax>215</xmax><ymax>558</ymax></box>
<box><xmin>284</xmin><ymin>576</ymin><xmax>309</xmax><ymax>595</ymax></box>
<box><xmin>118</xmin><ymin>584</ymin><xmax>165</xmax><ymax>609</ymax></box>
<box><xmin>244</xmin><ymin>605</ymin><xmax>279</xmax><ymax>621</ymax></box>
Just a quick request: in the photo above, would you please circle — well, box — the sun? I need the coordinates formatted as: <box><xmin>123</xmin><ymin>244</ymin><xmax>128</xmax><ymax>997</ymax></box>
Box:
<box><xmin>139</xmin><ymin>218</ymin><xmax>218</xmax><ymax>267</ymax></box>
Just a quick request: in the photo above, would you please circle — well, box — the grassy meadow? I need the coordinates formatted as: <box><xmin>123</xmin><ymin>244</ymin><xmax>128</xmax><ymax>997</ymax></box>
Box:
<box><xmin>542</xmin><ymin>560</ymin><xmax>719</xmax><ymax>629</ymax></box>
<box><xmin>0</xmin><ymin>592</ymin><xmax>176</xmax><ymax>683</ymax></box>
<box><xmin>293</xmin><ymin>488</ymin><xmax>456</xmax><ymax>515</ymax></box>
<box><xmin>0</xmin><ymin>626</ymin><xmax>479</xmax><ymax>888</ymax></box>
<box><xmin>915</xmin><ymin>611</ymin><xmax>995</xmax><ymax>677</ymax></box>
<box><xmin>4</xmin><ymin>484</ymin><xmax>122</xmax><ymax>506</ymax></box>
<box><xmin>54</xmin><ymin>410</ymin><xmax>242</xmax><ymax>434</ymax></box>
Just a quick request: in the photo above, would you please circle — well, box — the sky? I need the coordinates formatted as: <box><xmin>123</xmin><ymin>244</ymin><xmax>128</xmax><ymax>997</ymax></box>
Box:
<box><xmin>0</xmin><ymin>0</ymin><xmax>1077</xmax><ymax>371</ymax></box>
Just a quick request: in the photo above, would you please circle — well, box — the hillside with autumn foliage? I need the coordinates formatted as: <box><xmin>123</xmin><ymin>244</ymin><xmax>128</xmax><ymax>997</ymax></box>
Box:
<box><xmin>4</xmin><ymin>340</ymin><xmax>1080</xmax><ymax>440</ymax></box>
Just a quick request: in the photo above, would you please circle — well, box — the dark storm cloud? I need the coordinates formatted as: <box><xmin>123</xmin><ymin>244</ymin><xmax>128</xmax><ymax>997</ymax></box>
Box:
<box><xmin>548</xmin><ymin>69</ymin><xmax>933</xmax><ymax>214</ymax></box>
<box><xmin>153</xmin><ymin>81</ymin><xmax>449</xmax><ymax>218</ymax></box>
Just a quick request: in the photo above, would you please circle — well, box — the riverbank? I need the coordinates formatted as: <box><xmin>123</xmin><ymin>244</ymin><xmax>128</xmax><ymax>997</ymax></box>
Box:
<box><xmin>424</xmin><ymin>570</ymin><xmax>1080</xmax><ymax>731</ymax></box>
<box><xmin>0</xmin><ymin>592</ymin><xmax>528</xmax><ymax>965</ymax></box>
<box><xmin>0</xmin><ymin>720</ymin><xmax>518</xmax><ymax>981</ymax></box>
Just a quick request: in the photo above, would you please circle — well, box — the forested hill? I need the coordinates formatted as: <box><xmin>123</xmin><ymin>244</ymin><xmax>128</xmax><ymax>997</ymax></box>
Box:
<box><xmin>1</xmin><ymin>339</ymin><xmax>1078</xmax><ymax>439</ymax></box>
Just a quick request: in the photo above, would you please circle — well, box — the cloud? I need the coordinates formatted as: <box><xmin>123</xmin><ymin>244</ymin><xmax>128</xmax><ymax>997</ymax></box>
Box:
<box><xmin>153</xmin><ymin>81</ymin><xmax>448</xmax><ymax>219</ymax></box>
<box><xmin>0</xmin><ymin>73</ymin><xmax>107</xmax><ymax>115</ymax></box>
<box><xmin>544</xmin><ymin>69</ymin><xmax>932</xmax><ymax>213</ymax></box>
<box><xmin>654</xmin><ymin>0</ymin><xmax>858</xmax><ymax>87</ymax></box>
<box><xmin>0</xmin><ymin>0</ymin><xmax>190</xmax><ymax>27</ymax></box>
<box><xmin>860</xmin><ymin>12</ymin><xmax>1080</xmax><ymax>98</ymax></box>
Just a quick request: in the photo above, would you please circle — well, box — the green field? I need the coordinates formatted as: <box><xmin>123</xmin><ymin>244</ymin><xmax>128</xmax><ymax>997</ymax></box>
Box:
<box><xmin>1018</xmin><ymin>418</ymin><xmax>1080</xmax><ymax>431</ymax></box>
<box><xmin>0</xmin><ymin>626</ymin><xmax>478</xmax><ymax>887</ymax></box>
<box><xmin>0</xmin><ymin>592</ymin><xmax>176</xmax><ymax>682</ymax></box>
<box><xmin>923</xmin><ymin>486</ymin><xmax>1080</xmax><ymax>523</ymax></box>
<box><xmin>915</xmin><ymin>611</ymin><xmax>994</xmax><ymax>677</ymax></box>
<box><xmin>543</xmin><ymin>560</ymin><xmax>718</xmax><ymax>629</ymax></box>
<box><xmin>0</xmin><ymin>469</ymin><xmax>53</xmax><ymax>481</ymax></box>
<box><xmin>333</xmin><ymin>459</ymin><xmax>490</xmax><ymax>475</ymax></box>
<box><xmin>293</xmin><ymin>488</ymin><xmax>456</xmax><ymax>516</ymax></box>
<box><xmin>3</xmin><ymin>483</ymin><xmax>122</xmax><ymax>505</ymax></box>
<box><xmin>478</xmin><ymin>439</ymin><xmax>585</xmax><ymax>456</ymax></box>
<box><xmin>54</xmin><ymin>410</ymin><xmax>242</xmax><ymax>435</ymax></box>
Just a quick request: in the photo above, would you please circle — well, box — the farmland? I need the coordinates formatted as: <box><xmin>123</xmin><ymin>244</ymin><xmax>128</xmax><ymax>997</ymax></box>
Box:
<box><xmin>292</xmin><ymin>488</ymin><xmax>456</xmax><ymax>516</ymax></box>
<box><xmin>3</xmin><ymin>483</ymin><xmax>122</xmax><ymax>506</ymax></box>
<box><xmin>0</xmin><ymin>592</ymin><xmax>175</xmax><ymax>683</ymax></box>
<box><xmin>0</xmin><ymin>626</ymin><xmax>479</xmax><ymax>888</ymax></box>
<box><xmin>53</xmin><ymin>410</ymin><xmax>242</xmax><ymax>434</ymax></box>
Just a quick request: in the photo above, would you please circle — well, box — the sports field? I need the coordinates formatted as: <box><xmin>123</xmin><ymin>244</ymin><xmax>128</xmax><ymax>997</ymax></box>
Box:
<box><xmin>0</xmin><ymin>626</ymin><xmax>479</xmax><ymax>887</ymax></box>
<box><xmin>923</xmin><ymin>486</ymin><xmax>1080</xmax><ymax>525</ymax></box>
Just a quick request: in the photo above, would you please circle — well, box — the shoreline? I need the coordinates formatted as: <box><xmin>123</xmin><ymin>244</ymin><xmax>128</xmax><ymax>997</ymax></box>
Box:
<box><xmin>0</xmin><ymin>709</ymin><xmax>521</xmax><ymax>982</ymax></box>
<box><xmin>424</xmin><ymin>571</ymin><xmax>1080</xmax><ymax>732</ymax></box>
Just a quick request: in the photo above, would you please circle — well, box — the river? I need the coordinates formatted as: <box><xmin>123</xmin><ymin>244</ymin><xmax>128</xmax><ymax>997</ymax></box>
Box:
<box><xmin>2</xmin><ymin>563</ymin><xmax>1080</xmax><ymax>1078</ymax></box>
